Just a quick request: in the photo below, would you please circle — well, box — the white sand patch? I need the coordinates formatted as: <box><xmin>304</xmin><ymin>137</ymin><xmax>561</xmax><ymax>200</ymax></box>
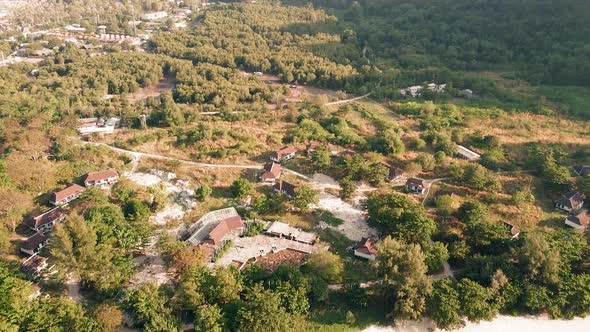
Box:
<box><xmin>127</xmin><ymin>172</ymin><xmax>162</xmax><ymax>187</ymax></box>
<box><xmin>125</xmin><ymin>170</ymin><xmax>196</xmax><ymax>285</ymax></box>
<box><xmin>125</xmin><ymin>170</ymin><xmax>196</xmax><ymax>224</ymax></box>
<box><xmin>311</xmin><ymin>173</ymin><xmax>340</xmax><ymax>189</ymax></box>
<box><xmin>130</xmin><ymin>236</ymin><xmax>173</xmax><ymax>286</ymax></box>
<box><xmin>130</xmin><ymin>254</ymin><xmax>170</xmax><ymax>286</ymax></box>
<box><xmin>315</xmin><ymin>192</ymin><xmax>378</xmax><ymax>242</ymax></box>
<box><xmin>150</xmin><ymin>203</ymin><xmax>185</xmax><ymax>226</ymax></box>
<box><xmin>362</xmin><ymin>315</ymin><xmax>590</xmax><ymax>332</ymax></box>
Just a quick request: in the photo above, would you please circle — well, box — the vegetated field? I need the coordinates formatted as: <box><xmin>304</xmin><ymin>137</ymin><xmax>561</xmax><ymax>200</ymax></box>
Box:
<box><xmin>3</xmin><ymin>1</ymin><xmax>590</xmax><ymax>331</ymax></box>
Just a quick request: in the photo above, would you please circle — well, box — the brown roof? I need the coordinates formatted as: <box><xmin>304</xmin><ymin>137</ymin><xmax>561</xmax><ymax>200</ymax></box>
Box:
<box><xmin>261</xmin><ymin>162</ymin><xmax>282</xmax><ymax>180</ymax></box>
<box><xmin>272</xmin><ymin>146</ymin><xmax>297</xmax><ymax>160</ymax></box>
<box><xmin>83</xmin><ymin>169</ymin><xmax>118</xmax><ymax>185</ymax></box>
<box><xmin>21</xmin><ymin>232</ymin><xmax>49</xmax><ymax>251</ymax></box>
<box><xmin>556</xmin><ymin>191</ymin><xmax>586</xmax><ymax>209</ymax></box>
<box><xmin>406</xmin><ymin>177</ymin><xmax>426</xmax><ymax>188</ymax></box>
<box><xmin>206</xmin><ymin>216</ymin><xmax>244</xmax><ymax>246</ymax></box>
<box><xmin>21</xmin><ymin>255</ymin><xmax>48</xmax><ymax>273</ymax></box>
<box><xmin>389</xmin><ymin>166</ymin><xmax>404</xmax><ymax>179</ymax></box>
<box><xmin>502</xmin><ymin>221</ymin><xmax>520</xmax><ymax>237</ymax></box>
<box><xmin>273</xmin><ymin>180</ymin><xmax>297</xmax><ymax>197</ymax></box>
<box><xmin>25</xmin><ymin>207</ymin><xmax>65</xmax><ymax>229</ymax></box>
<box><xmin>354</xmin><ymin>237</ymin><xmax>377</xmax><ymax>255</ymax></box>
<box><xmin>566</xmin><ymin>209</ymin><xmax>590</xmax><ymax>227</ymax></box>
<box><xmin>51</xmin><ymin>184</ymin><xmax>85</xmax><ymax>203</ymax></box>
<box><xmin>197</xmin><ymin>244</ymin><xmax>216</xmax><ymax>260</ymax></box>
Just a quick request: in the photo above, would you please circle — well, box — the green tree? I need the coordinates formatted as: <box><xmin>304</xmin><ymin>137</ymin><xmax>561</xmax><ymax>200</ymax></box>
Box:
<box><xmin>428</xmin><ymin>280</ymin><xmax>464</xmax><ymax>330</ymax></box>
<box><xmin>148</xmin><ymin>183</ymin><xmax>168</xmax><ymax>212</ymax></box>
<box><xmin>435</xmin><ymin>194</ymin><xmax>457</xmax><ymax>216</ymax></box>
<box><xmin>457</xmin><ymin>278</ymin><xmax>498</xmax><ymax>322</ymax></box>
<box><xmin>293</xmin><ymin>184</ymin><xmax>319</xmax><ymax>212</ymax></box>
<box><xmin>0</xmin><ymin>261</ymin><xmax>35</xmax><ymax>328</ymax></box>
<box><xmin>339</xmin><ymin>176</ymin><xmax>357</xmax><ymax>200</ymax></box>
<box><xmin>305</xmin><ymin>251</ymin><xmax>344</xmax><ymax>283</ymax></box>
<box><xmin>123</xmin><ymin>284</ymin><xmax>180</xmax><ymax>332</ymax></box>
<box><xmin>124</xmin><ymin>199</ymin><xmax>151</xmax><ymax>223</ymax></box>
<box><xmin>376</xmin><ymin>237</ymin><xmax>432</xmax><ymax>321</ymax></box>
<box><xmin>22</xmin><ymin>297</ymin><xmax>99</xmax><ymax>332</ymax></box>
<box><xmin>424</xmin><ymin>241</ymin><xmax>450</xmax><ymax>274</ymax></box>
<box><xmin>169</xmin><ymin>245</ymin><xmax>205</xmax><ymax>274</ymax></box>
<box><xmin>236</xmin><ymin>285</ymin><xmax>292</xmax><ymax>332</ymax></box>
<box><xmin>205</xmin><ymin>267</ymin><xmax>243</xmax><ymax>305</ymax></box>
<box><xmin>366</xmin><ymin>193</ymin><xmax>435</xmax><ymax>245</ymax></box>
<box><xmin>455</xmin><ymin>163</ymin><xmax>500</xmax><ymax>191</ymax></box>
<box><xmin>0</xmin><ymin>227</ymin><xmax>11</xmax><ymax>255</ymax></box>
<box><xmin>195</xmin><ymin>184</ymin><xmax>212</xmax><ymax>201</ymax></box>
<box><xmin>85</xmin><ymin>204</ymin><xmax>134</xmax><ymax>248</ymax></box>
<box><xmin>195</xmin><ymin>304</ymin><xmax>223</xmax><ymax>332</ymax></box>
<box><xmin>377</xmin><ymin>128</ymin><xmax>405</xmax><ymax>155</ymax></box>
<box><xmin>456</xmin><ymin>199</ymin><xmax>488</xmax><ymax>224</ymax></box>
<box><xmin>50</xmin><ymin>214</ymin><xmax>123</xmax><ymax>290</ymax></box>
<box><xmin>541</xmin><ymin>155</ymin><xmax>571</xmax><ymax>187</ymax></box>
<box><xmin>463</xmin><ymin>220</ymin><xmax>511</xmax><ymax>255</ymax></box>
<box><xmin>416</xmin><ymin>153</ymin><xmax>435</xmax><ymax>171</ymax></box>
<box><xmin>273</xmin><ymin>280</ymin><xmax>310</xmax><ymax>315</ymax></box>
<box><xmin>176</xmin><ymin>267</ymin><xmax>209</xmax><ymax>311</ymax></box>
<box><xmin>231</xmin><ymin>178</ymin><xmax>253</xmax><ymax>200</ymax></box>
<box><xmin>520</xmin><ymin>232</ymin><xmax>561</xmax><ymax>285</ymax></box>
<box><xmin>434</xmin><ymin>151</ymin><xmax>447</xmax><ymax>164</ymax></box>
<box><xmin>311</xmin><ymin>145</ymin><xmax>331</xmax><ymax>170</ymax></box>
<box><xmin>94</xmin><ymin>304</ymin><xmax>123</xmax><ymax>332</ymax></box>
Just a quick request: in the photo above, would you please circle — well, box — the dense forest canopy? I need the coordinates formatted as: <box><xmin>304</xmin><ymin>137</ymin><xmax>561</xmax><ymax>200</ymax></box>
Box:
<box><xmin>289</xmin><ymin>0</ymin><xmax>590</xmax><ymax>86</ymax></box>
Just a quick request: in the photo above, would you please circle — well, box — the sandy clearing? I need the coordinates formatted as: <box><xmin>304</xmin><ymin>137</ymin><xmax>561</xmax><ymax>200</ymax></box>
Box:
<box><xmin>125</xmin><ymin>169</ymin><xmax>196</xmax><ymax>285</ymax></box>
<box><xmin>311</xmin><ymin>173</ymin><xmax>340</xmax><ymax>190</ymax></box>
<box><xmin>127</xmin><ymin>172</ymin><xmax>162</xmax><ymax>187</ymax></box>
<box><xmin>150</xmin><ymin>203</ymin><xmax>185</xmax><ymax>226</ymax></box>
<box><xmin>362</xmin><ymin>315</ymin><xmax>590</xmax><ymax>332</ymax></box>
<box><xmin>315</xmin><ymin>192</ymin><xmax>378</xmax><ymax>242</ymax></box>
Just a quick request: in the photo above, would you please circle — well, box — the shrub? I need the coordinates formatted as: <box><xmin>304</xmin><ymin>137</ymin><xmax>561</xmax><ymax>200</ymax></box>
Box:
<box><xmin>244</xmin><ymin>221</ymin><xmax>266</xmax><ymax>237</ymax></box>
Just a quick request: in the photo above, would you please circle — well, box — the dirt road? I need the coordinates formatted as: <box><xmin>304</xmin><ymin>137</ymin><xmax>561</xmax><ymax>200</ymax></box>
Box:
<box><xmin>87</xmin><ymin>141</ymin><xmax>264</xmax><ymax>170</ymax></box>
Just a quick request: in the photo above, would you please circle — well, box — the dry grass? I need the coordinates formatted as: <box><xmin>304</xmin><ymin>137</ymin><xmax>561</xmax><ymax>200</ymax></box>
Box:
<box><xmin>465</xmin><ymin>112</ymin><xmax>590</xmax><ymax>146</ymax></box>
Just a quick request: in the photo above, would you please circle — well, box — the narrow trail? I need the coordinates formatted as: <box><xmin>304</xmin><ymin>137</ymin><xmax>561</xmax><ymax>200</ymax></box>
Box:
<box><xmin>87</xmin><ymin>141</ymin><xmax>264</xmax><ymax>170</ymax></box>
<box><xmin>85</xmin><ymin>140</ymin><xmax>318</xmax><ymax>182</ymax></box>
<box><xmin>66</xmin><ymin>273</ymin><xmax>82</xmax><ymax>303</ymax></box>
<box><xmin>324</xmin><ymin>92</ymin><xmax>372</xmax><ymax>106</ymax></box>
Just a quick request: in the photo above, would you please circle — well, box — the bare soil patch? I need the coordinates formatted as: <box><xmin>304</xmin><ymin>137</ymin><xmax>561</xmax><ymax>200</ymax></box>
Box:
<box><xmin>127</xmin><ymin>77</ymin><xmax>175</xmax><ymax>104</ymax></box>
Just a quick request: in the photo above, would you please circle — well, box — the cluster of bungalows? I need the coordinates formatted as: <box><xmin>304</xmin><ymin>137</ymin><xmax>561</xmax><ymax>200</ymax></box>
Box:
<box><xmin>555</xmin><ymin>189</ymin><xmax>588</xmax><ymax>232</ymax></box>
<box><xmin>400</xmin><ymin>83</ymin><xmax>446</xmax><ymax>98</ymax></box>
<box><xmin>20</xmin><ymin>170</ymin><xmax>119</xmax><ymax>259</ymax></box>
<box><xmin>258</xmin><ymin>146</ymin><xmax>298</xmax><ymax>185</ymax></box>
<box><xmin>78</xmin><ymin>117</ymin><xmax>120</xmax><ymax>135</ymax></box>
